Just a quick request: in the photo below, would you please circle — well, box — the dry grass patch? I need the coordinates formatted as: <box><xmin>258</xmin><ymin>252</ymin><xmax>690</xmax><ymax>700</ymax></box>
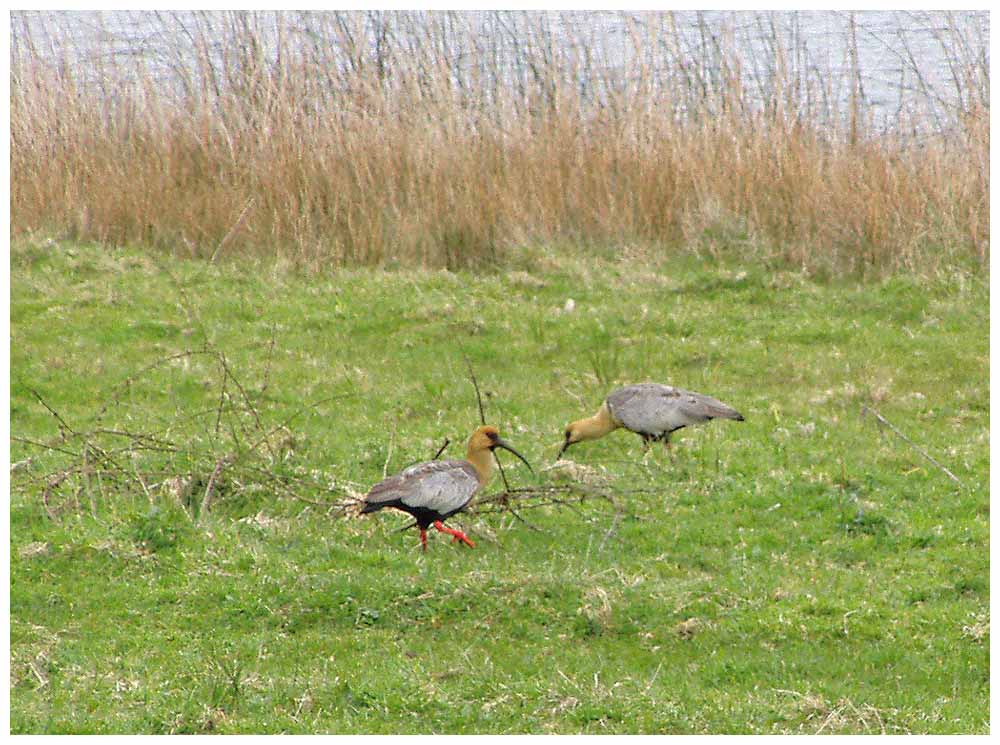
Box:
<box><xmin>10</xmin><ymin>11</ymin><xmax>989</xmax><ymax>276</ymax></box>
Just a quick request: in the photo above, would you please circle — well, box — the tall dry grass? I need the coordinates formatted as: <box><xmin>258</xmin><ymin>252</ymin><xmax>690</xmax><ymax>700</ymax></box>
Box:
<box><xmin>9</xmin><ymin>11</ymin><xmax>990</xmax><ymax>275</ymax></box>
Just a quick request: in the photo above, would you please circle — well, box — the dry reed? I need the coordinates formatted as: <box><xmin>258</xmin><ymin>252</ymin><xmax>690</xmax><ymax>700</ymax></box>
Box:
<box><xmin>9</xmin><ymin>11</ymin><xmax>990</xmax><ymax>275</ymax></box>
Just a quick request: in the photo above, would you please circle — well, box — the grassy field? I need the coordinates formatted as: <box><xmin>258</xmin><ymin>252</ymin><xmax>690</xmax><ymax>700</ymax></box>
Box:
<box><xmin>9</xmin><ymin>240</ymin><xmax>989</xmax><ymax>733</ymax></box>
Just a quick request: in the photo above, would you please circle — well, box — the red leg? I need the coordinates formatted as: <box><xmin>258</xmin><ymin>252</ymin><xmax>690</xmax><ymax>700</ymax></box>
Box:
<box><xmin>433</xmin><ymin>520</ymin><xmax>475</xmax><ymax>548</ymax></box>
<box><xmin>419</xmin><ymin>527</ymin><xmax>428</xmax><ymax>552</ymax></box>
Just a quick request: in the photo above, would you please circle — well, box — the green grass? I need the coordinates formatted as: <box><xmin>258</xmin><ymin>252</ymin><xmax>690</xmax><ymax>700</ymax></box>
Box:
<box><xmin>9</xmin><ymin>240</ymin><xmax>989</xmax><ymax>733</ymax></box>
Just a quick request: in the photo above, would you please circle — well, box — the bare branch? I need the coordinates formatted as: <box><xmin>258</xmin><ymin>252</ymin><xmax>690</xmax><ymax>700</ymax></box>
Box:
<box><xmin>10</xmin><ymin>435</ymin><xmax>80</xmax><ymax>458</ymax></box>
<box><xmin>463</xmin><ymin>353</ymin><xmax>488</xmax><ymax>426</ymax></box>
<box><xmin>862</xmin><ymin>404</ymin><xmax>963</xmax><ymax>486</ymax></box>
<box><xmin>432</xmin><ymin>438</ymin><xmax>450</xmax><ymax>460</ymax></box>
<box><xmin>200</xmin><ymin>455</ymin><xmax>234</xmax><ymax>522</ymax></box>
<box><xmin>27</xmin><ymin>388</ymin><xmax>76</xmax><ymax>437</ymax></box>
<box><xmin>462</xmin><ymin>353</ymin><xmax>513</xmax><ymax>493</ymax></box>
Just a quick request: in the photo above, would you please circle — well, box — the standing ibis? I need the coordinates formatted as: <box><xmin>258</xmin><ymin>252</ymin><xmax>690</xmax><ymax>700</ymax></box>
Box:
<box><xmin>360</xmin><ymin>425</ymin><xmax>532</xmax><ymax>551</ymax></box>
<box><xmin>558</xmin><ymin>383</ymin><xmax>744</xmax><ymax>459</ymax></box>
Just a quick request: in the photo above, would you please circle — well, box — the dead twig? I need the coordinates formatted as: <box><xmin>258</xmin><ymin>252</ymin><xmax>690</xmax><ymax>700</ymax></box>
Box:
<box><xmin>81</xmin><ymin>442</ymin><xmax>97</xmax><ymax>517</ymax></box>
<box><xmin>10</xmin><ymin>435</ymin><xmax>80</xmax><ymax>458</ymax></box>
<box><xmin>470</xmin><ymin>483</ymin><xmax>630</xmax><ymax>547</ymax></box>
<box><xmin>90</xmin><ymin>428</ymin><xmax>178</xmax><ymax>451</ymax></box>
<box><xmin>214</xmin><ymin>350</ymin><xmax>272</xmax><ymax>457</ymax></box>
<box><xmin>27</xmin><ymin>388</ymin><xmax>76</xmax><ymax>438</ymax></box>
<box><xmin>502</xmin><ymin>504</ymin><xmax>546</xmax><ymax>533</ymax></box>
<box><xmin>41</xmin><ymin>471</ymin><xmax>72</xmax><ymax>520</ymax></box>
<box><xmin>862</xmin><ymin>404</ymin><xmax>963</xmax><ymax>486</ymax></box>
<box><xmin>462</xmin><ymin>354</ymin><xmax>512</xmax><ymax>489</ymax></box>
<box><xmin>432</xmin><ymin>438</ymin><xmax>450</xmax><ymax>460</ymax></box>
<box><xmin>462</xmin><ymin>353</ymin><xmax>542</xmax><ymax>532</ymax></box>
<box><xmin>200</xmin><ymin>455</ymin><xmax>234</xmax><ymax>521</ymax></box>
<box><xmin>15</xmin><ymin>319</ymin><xmax>362</xmax><ymax>522</ymax></box>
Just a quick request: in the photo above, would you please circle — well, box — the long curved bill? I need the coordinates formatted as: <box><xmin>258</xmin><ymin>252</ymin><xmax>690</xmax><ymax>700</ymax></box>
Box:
<box><xmin>494</xmin><ymin>439</ymin><xmax>534</xmax><ymax>474</ymax></box>
<box><xmin>556</xmin><ymin>438</ymin><xmax>571</xmax><ymax>460</ymax></box>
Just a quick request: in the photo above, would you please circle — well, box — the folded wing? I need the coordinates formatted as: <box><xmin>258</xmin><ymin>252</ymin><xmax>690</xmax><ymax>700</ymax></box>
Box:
<box><xmin>363</xmin><ymin>459</ymin><xmax>481</xmax><ymax>517</ymax></box>
<box><xmin>608</xmin><ymin>383</ymin><xmax>743</xmax><ymax>435</ymax></box>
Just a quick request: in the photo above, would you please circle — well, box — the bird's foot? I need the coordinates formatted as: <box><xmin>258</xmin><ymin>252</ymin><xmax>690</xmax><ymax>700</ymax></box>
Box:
<box><xmin>433</xmin><ymin>520</ymin><xmax>475</xmax><ymax>548</ymax></box>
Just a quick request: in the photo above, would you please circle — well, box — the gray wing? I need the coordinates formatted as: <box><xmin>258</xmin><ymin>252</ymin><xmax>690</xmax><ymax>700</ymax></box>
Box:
<box><xmin>364</xmin><ymin>459</ymin><xmax>481</xmax><ymax>515</ymax></box>
<box><xmin>607</xmin><ymin>384</ymin><xmax>743</xmax><ymax>435</ymax></box>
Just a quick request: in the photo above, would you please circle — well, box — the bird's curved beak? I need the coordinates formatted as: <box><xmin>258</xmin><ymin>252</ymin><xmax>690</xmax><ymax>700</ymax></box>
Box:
<box><xmin>493</xmin><ymin>438</ymin><xmax>533</xmax><ymax>474</ymax></box>
<box><xmin>556</xmin><ymin>436</ymin><xmax>572</xmax><ymax>460</ymax></box>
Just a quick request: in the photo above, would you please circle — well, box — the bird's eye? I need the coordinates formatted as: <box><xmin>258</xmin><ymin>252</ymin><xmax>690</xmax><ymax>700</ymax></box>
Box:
<box><xmin>564</xmin><ymin>430</ymin><xmax>572</xmax><ymax>440</ymax></box>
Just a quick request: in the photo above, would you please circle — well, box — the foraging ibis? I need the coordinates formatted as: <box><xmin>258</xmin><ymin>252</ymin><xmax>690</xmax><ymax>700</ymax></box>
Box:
<box><xmin>360</xmin><ymin>425</ymin><xmax>532</xmax><ymax>551</ymax></box>
<box><xmin>558</xmin><ymin>383</ymin><xmax>744</xmax><ymax>458</ymax></box>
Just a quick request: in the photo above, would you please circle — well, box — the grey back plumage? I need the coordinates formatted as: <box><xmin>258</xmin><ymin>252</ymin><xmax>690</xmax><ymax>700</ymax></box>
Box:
<box><xmin>363</xmin><ymin>459</ymin><xmax>481</xmax><ymax>517</ymax></box>
<box><xmin>606</xmin><ymin>383</ymin><xmax>743</xmax><ymax>436</ymax></box>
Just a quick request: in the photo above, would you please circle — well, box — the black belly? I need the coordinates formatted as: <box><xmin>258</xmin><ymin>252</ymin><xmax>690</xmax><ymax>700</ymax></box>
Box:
<box><xmin>362</xmin><ymin>499</ymin><xmax>463</xmax><ymax>528</ymax></box>
<box><xmin>637</xmin><ymin>425</ymin><xmax>686</xmax><ymax>441</ymax></box>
